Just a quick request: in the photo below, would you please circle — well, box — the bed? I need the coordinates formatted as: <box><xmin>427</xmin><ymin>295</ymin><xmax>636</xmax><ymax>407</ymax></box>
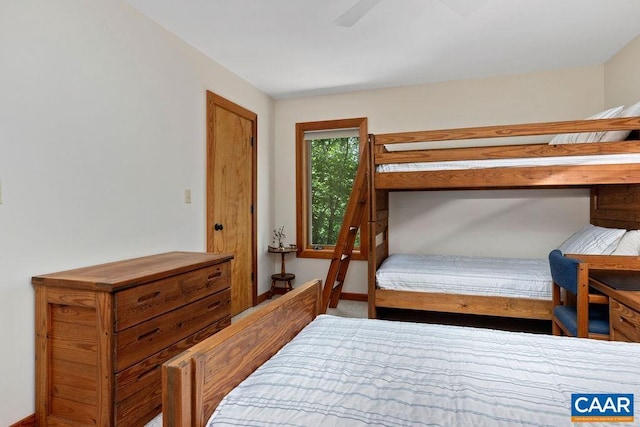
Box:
<box><xmin>375</xmin><ymin>253</ymin><xmax>553</xmax><ymax>317</ymax></box>
<box><xmin>160</xmin><ymin>280</ymin><xmax>640</xmax><ymax>426</ymax></box>
<box><xmin>367</xmin><ymin>115</ymin><xmax>640</xmax><ymax>319</ymax></box>
<box><xmin>371</xmin><ymin>116</ymin><xmax>640</xmax><ymax>190</ymax></box>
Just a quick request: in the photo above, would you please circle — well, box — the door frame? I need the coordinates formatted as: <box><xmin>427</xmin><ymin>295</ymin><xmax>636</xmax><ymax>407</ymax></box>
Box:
<box><xmin>206</xmin><ymin>91</ymin><xmax>258</xmax><ymax>308</ymax></box>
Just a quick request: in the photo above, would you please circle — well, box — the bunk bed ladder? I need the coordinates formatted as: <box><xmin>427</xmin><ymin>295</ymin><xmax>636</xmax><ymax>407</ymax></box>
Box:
<box><xmin>321</xmin><ymin>146</ymin><xmax>369</xmax><ymax>313</ymax></box>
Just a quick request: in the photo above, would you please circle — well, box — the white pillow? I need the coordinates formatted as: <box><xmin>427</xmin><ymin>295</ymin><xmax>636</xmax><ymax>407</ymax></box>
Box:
<box><xmin>557</xmin><ymin>224</ymin><xmax>626</xmax><ymax>255</ymax></box>
<box><xmin>549</xmin><ymin>106</ymin><xmax>624</xmax><ymax>145</ymax></box>
<box><xmin>612</xmin><ymin>230</ymin><xmax>640</xmax><ymax>255</ymax></box>
<box><xmin>599</xmin><ymin>101</ymin><xmax>640</xmax><ymax>142</ymax></box>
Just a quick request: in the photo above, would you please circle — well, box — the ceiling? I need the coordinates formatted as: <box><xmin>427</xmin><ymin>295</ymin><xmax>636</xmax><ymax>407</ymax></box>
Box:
<box><xmin>125</xmin><ymin>0</ymin><xmax>640</xmax><ymax>99</ymax></box>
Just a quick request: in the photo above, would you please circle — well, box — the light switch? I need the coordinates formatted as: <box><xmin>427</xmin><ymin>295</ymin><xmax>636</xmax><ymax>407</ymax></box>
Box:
<box><xmin>184</xmin><ymin>189</ymin><xmax>191</xmax><ymax>204</ymax></box>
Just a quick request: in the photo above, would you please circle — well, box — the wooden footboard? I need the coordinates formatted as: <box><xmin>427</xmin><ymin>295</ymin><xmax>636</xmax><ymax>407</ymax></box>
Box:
<box><xmin>162</xmin><ymin>279</ymin><xmax>322</xmax><ymax>427</ymax></box>
<box><xmin>375</xmin><ymin>288</ymin><xmax>552</xmax><ymax>320</ymax></box>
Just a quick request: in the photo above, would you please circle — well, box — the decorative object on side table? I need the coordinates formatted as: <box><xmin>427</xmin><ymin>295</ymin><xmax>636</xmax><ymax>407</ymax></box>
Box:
<box><xmin>273</xmin><ymin>226</ymin><xmax>286</xmax><ymax>249</ymax></box>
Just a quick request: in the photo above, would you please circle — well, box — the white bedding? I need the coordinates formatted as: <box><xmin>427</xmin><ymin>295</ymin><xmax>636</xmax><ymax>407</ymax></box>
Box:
<box><xmin>208</xmin><ymin>315</ymin><xmax>640</xmax><ymax>426</ymax></box>
<box><xmin>376</xmin><ymin>254</ymin><xmax>552</xmax><ymax>300</ymax></box>
<box><xmin>376</xmin><ymin>153</ymin><xmax>640</xmax><ymax>173</ymax></box>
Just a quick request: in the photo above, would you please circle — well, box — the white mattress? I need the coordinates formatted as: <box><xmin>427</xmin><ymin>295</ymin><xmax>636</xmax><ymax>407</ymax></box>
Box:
<box><xmin>376</xmin><ymin>253</ymin><xmax>552</xmax><ymax>300</ymax></box>
<box><xmin>376</xmin><ymin>153</ymin><xmax>640</xmax><ymax>173</ymax></box>
<box><xmin>207</xmin><ymin>315</ymin><xmax>640</xmax><ymax>426</ymax></box>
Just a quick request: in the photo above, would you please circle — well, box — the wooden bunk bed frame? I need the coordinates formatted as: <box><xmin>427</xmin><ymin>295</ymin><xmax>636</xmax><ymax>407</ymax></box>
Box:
<box><xmin>162</xmin><ymin>280</ymin><xmax>322</xmax><ymax>427</ymax></box>
<box><xmin>368</xmin><ymin>116</ymin><xmax>640</xmax><ymax>319</ymax></box>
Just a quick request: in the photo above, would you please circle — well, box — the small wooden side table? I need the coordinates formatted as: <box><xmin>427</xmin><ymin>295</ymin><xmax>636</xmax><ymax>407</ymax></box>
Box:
<box><xmin>268</xmin><ymin>246</ymin><xmax>297</xmax><ymax>298</ymax></box>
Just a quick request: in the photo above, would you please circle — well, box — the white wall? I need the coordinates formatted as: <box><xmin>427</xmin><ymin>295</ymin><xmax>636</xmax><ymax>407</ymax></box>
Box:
<box><xmin>0</xmin><ymin>1</ymin><xmax>274</xmax><ymax>423</ymax></box>
<box><xmin>275</xmin><ymin>66</ymin><xmax>609</xmax><ymax>294</ymax></box>
<box><xmin>605</xmin><ymin>34</ymin><xmax>640</xmax><ymax>107</ymax></box>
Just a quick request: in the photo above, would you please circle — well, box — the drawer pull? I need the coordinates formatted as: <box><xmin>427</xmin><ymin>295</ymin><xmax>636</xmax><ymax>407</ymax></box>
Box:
<box><xmin>208</xmin><ymin>301</ymin><xmax>222</xmax><ymax>311</ymax></box>
<box><xmin>137</xmin><ymin>291</ymin><xmax>161</xmax><ymax>304</ymax></box>
<box><xmin>137</xmin><ymin>327</ymin><xmax>161</xmax><ymax>341</ymax></box>
<box><xmin>207</xmin><ymin>272</ymin><xmax>222</xmax><ymax>281</ymax></box>
<box><xmin>137</xmin><ymin>365</ymin><xmax>160</xmax><ymax>381</ymax></box>
<box><xmin>618</xmin><ymin>314</ymin><xmax>640</xmax><ymax>330</ymax></box>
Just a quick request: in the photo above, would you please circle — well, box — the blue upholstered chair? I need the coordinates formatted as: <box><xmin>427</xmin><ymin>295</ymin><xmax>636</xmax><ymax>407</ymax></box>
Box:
<box><xmin>548</xmin><ymin>249</ymin><xmax>610</xmax><ymax>340</ymax></box>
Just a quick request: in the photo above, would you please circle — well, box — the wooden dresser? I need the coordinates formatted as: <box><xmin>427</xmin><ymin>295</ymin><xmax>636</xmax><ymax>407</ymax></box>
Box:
<box><xmin>33</xmin><ymin>251</ymin><xmax>233</xmax><ymax>426</ymax></box>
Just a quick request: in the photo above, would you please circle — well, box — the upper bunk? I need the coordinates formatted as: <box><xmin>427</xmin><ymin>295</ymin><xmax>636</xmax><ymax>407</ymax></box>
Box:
<box><xmin>371</xmin><ymin>116</ymin><xmax>640</xmax><ymax>190</ymax></box>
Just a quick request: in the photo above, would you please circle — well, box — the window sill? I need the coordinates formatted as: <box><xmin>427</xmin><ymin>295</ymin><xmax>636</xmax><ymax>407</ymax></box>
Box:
<box><xmin>297</xmin><ymin>247</ymin><xmax>366</xmax><ymax>261</ymax></box>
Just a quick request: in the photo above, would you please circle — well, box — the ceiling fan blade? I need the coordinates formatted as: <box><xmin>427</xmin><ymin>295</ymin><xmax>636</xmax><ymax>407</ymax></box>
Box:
<box><xmin>333</xmin><ymin>0</ymin><xmax>383</xmax><ymax>27</ymax></box>
<box><xmin>440</xmin><ymin>0</ymin><xmax>487</xmax><ymax>17</ymax></box>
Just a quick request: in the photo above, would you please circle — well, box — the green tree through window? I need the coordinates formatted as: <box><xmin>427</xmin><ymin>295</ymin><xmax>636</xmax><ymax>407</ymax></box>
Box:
<box><xmin>309</xmin><ymin>136</ymin><xmax>360</xmax><ymax>246</ymax></box>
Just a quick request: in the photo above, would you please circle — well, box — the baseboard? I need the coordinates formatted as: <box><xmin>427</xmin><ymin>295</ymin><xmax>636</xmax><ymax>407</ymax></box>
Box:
<box><xmin>10</xmin><ymin>414</ymin><xmax>35</xmax><ymax>427</ymax></box>
<box><xmin>257</xmin><ymin>290</ymin><xmax>367</xmax><ymax>305</ymax></box>
<box><xmin>339</xmin><ymin>292</ymin><xmax>367</xmax><ymax>302</ymax></box>
<box><xmin>256</xmin><ymin>290</ymin><xmax>270</xmax><ymax>305</ymax></box>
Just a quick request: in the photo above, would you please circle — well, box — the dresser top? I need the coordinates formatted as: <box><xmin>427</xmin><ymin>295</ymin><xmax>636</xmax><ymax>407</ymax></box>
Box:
<box><xmin>32</xmin><ymin>251</ymin><xmax>233</xmax><ymax>292</ymax></box>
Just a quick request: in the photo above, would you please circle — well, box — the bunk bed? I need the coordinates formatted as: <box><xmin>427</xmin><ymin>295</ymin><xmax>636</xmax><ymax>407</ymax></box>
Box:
<box><xmin>159</xmin><ymin>280</ymin><xmax>640</xmax><ymax>426</ymax></box>
<box><xmin>368</xmin><ymin>115</ymin><xmax>640</xmax><ymax>319</ymax></box>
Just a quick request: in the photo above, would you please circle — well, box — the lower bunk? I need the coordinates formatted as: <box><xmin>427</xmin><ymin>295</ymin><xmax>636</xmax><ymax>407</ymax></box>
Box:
<box><xmin>368</xmin><ymin>183</ymin><xmax>640</xmax><ymax>320</ymax></box>
<box><xmin>374</xmin><ymin>253</ymin><xmax>553</xmax><ymax>320</ymax></box>
<box><xmin>159</xmin><ymin>280</ymin><xmax>640</xmax><ymax>426</ymax></box>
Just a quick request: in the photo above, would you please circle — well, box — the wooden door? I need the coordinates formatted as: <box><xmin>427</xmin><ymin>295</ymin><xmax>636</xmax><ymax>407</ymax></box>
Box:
<box><xmin>207</xmin><ymin>92</ymin><xmax>257</xmax><ymax>315</ymax></box>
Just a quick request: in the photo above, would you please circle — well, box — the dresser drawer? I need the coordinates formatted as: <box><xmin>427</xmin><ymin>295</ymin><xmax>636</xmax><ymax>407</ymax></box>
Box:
<box><xmin>116</xmin><ymin>289</ymin><xmax>230</xmax><ymax>371</ymax></box>
<box><xmin>115</xmin><ymin>315</ymin><xmax>230</xmax><ymax>402</ymax></box>
<box><xmin>610</xmin><ymin>299</ymin><xmax>640</xmax><ymax>343</ymax></box>
<box><xmin>114</xmin><ymin>315</ymin><xmax>230</xmax><ymax>425</ymax></box>
<box><xmin>115</xmin><ymin>263</ymin><xmax>229</xmax><ymax>331</ymax></box>
<box><xmin>116</xmin><ymin>384</ymin><xmax>162</xmax><ymax>427</ymax></box>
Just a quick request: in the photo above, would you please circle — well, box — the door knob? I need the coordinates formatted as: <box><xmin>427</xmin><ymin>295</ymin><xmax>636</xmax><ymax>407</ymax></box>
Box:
<box><xmin>214</xmin><ymin>223</ymin><xmax>224</xmax><ymax>231</ymax></box>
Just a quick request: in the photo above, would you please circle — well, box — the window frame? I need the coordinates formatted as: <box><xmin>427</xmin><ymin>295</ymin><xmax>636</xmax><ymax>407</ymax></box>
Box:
<box><xmin>295</xmin><ymin>117</ymin><xmax>368</xmax><ymax>260</ymax></box>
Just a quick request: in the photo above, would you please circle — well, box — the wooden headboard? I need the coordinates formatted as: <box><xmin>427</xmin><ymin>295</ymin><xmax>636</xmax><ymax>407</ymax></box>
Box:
<box><xmin>591</xmin><ymin>184</ymin><xmax>640</xmax><ymax>229</ymax></box>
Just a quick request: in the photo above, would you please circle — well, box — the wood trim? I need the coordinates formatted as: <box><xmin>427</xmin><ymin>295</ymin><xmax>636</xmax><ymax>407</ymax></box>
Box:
<box><xmin>206</xmin><ymin>91</ymin><xmax>258</xmax><ymax>307</ymax></box>
<box><xmin>296</xmin><ymin>246</ymin><xmax>367</xmax><ymax>261</ymax></box>
<box><xmin>256</xmin><ymin>290</ymin><xmax>271</xmax><ymax>305</ymax></box>
<box><xmin>295</xmin><ymin>117</ymin><xmax>368</xmax><ymax>260</ymax></box>
<box><xmin>163</xmin><ymin>280</ymin><xmax>321</xmax><ymax>427</ymax></box>
<box><xmin>9</xmin><ymin>414</ymin><xmax>35</xmax><ymax>427</ymax></box>
<box><xmin>257</xmin><ymin>286</ymin><xmax>343</xmax><ymax>306</ymax></box>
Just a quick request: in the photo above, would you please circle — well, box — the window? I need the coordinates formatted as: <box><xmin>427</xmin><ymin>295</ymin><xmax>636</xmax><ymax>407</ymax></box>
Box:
<box><xmin>296</xmin><ymin>118</ymin><xmax>368</xmax><ymax>259</ymax></box>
